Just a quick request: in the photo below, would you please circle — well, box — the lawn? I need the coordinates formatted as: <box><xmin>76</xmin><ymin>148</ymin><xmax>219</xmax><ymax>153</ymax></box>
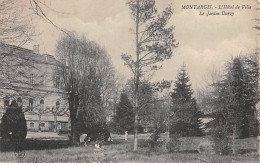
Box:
<box><xmin>0</xmin><ymin>133</ymin><xmax>258</xmax><ymax>163</ymax></box>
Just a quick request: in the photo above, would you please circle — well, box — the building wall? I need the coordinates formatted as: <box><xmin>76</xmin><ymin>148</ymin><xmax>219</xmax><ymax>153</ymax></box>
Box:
<box><xmin>0</xmin><ymin>43</ymin><xmax>70</xmax><ymax>132</ymax></box>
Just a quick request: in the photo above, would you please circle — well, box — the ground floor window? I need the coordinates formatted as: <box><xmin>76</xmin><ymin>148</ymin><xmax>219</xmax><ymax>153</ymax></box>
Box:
<box><xmin>40</xmin><ymin>122</ymin><xmax>45</xmax><ymax>127</ymax></box>
<box><xmin>29</xmin><ymin>122</ymin><xmax>34</xmax><ymax>128</ymax></box>
<box><xmin>57</xmin><ymin>122</ymin><xmax>61</xmax><ymax>130</ymax></box>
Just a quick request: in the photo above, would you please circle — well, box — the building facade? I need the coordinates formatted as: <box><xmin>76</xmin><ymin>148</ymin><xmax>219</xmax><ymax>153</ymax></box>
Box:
<box><xmin>0</xmin><ymin>43</ymin><xmax>70</xmax><ymax>132</ymax></box>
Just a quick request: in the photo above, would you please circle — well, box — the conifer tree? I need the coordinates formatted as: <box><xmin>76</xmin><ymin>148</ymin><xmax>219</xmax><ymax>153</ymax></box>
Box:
<box><xmin>113</xmin><ymin>92</ymin><xmax>135</xmax><ymax>134</ymax></box>
<box><xmin>207</xmin><ymin>55</ymin><xmax>259</xmax><ymax>139</ymax></box>
<box><xmin>230</xmin><ymin>58</ymin><xmax>247</xmax><ymax>138</ymax></box>
<box><xmin>243</xmin><ymin>55</ymin><xmax>259</xmax><ymax>136</ymax></box>
<box><xmin>170</xmin><ymin>64</ymin><xmax>204</xmax><ymax>137</ymax></box>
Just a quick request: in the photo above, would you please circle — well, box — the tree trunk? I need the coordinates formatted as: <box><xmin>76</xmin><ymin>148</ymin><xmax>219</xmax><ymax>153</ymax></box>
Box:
<box><xmin>54</xmin><ymin>114</ymin><xmax>57</xmax><ymax>133</ymax></box>
<box><xmin>69</xmin><ymin>98</ymin><xmax>80</xmax><ymax>146</ymax></box>
<box><xmin>133</xmin><ymin>0</ymin><xmax>140</xmax><ymax>152</ymax></box>
<box><xmin>232</xmin><ymin>127</ymin><xmax>235</xmax><ymax>154</ymax></box>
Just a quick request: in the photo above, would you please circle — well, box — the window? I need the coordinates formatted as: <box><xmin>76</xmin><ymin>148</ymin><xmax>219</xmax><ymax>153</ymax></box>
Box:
<box><xmin>17</xmin><ymin>97</ymin><xmax>22</xmax><ymax>107</ymax></box>
<box><xmin>40</xmin><ymin>123</ymin><xmax>45</xmax><ymax>127</ymax></box>
<box><xmin>40</xmin><ymin>99</ymin><xmax>44</xmax><ymax>105</ymax></box>
<box><xmin>29</xmin><ymin>98</ymin><xmax>33</xmax><ymax>111</ymax></box>
<box><xmin>57</xmin><ymin>122</ymin><xmax>61</xmax><ymax>130</ymax></box>
<box><xmin>40</xmin><ymin>99</ymin><xmax>44</xmax><ymax>111</ymax></box>
<box><xmin>55</xmin><ymin>76</ymin><xmax>60</xmax><ymax>88</ymax></box>
<box><xmin>56</xmin><ymin>100</ymin><xmax>60</xmax><ymax>110</ymax></box>
<box><xmin>30</xmin><ymin>122</ymin><xmax>34</xmax><ymax>128</ymax></box>
<box><xmin>30</xmin><ymin>74</ymin><xmax>34</xmax><ymax>84</ymax></box>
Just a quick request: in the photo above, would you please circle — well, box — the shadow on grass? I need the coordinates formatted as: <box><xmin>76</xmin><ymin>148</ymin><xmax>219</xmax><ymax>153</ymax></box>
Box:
<box><xmin>0</xmin><ymin>139</ymin><xmax>70</xmax><ymax>152</ymax></box>
<box><xmin>0</xmin><ymin>138</ymin><xmax>118</xmax><ymax>152</ymax></box>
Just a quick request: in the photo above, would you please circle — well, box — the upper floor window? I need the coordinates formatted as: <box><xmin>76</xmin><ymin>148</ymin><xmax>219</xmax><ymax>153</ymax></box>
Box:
<box><xmin>54</xmin><ymin>76</ymin><xmax>60</xmax><ymax>88</ymax></box>
<box><xmin>40</xmin><ymin>99</ymin><xmax>44</xmax><ymax>111</ymax></box>
<box><xmin>29</xmin><ymin>98</ymin><xmax>33</xmax><ymax>111</ymax></box>
<box><xmin>56</xmin><ymin>100</ymin><xmax>60</xmax><ymax>110</ymax></box>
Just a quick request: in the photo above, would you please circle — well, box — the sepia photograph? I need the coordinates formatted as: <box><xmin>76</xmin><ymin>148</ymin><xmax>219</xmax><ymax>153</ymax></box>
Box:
<box><xmin>0</xmin><ymin>0</ymin><xmax>259</xmax><ymax>163</ymax></box>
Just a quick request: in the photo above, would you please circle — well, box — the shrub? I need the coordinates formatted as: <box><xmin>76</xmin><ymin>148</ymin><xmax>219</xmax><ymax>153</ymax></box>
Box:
<box><xmin>1</xmin><ymin>106</ymin><xmax>27</xmax><ymax>142</ymax></box>
<box><xmin>197</xmin><ymin>137</ymin><xmax>215</xmax><ymax>154</ymax></box>
<box><xmin>166</xmin><ymin>133</ymin><xmax>180</xmax><ymax>152</ymax></box>
<box><xmin>211</xmin><ymin>127</ymin><xmax>231</xmax><ymax>155</ymax></box>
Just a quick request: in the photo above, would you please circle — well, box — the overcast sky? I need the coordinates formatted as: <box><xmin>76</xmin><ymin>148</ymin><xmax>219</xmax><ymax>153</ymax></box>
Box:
<box><xmin>20</xmin><ymin>0</ymin><xmax>259</xmax><ymax>90</ymax></box>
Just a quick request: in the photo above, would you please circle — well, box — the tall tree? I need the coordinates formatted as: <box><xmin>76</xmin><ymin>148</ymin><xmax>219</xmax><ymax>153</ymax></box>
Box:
<box><xmin>122</xmin><ymin>0</ymin><xmax>178</xmax><ymax>151</ymax></box>
<box><xmin>204</xmin><ymin>54</ymin><xmax>259</xmax><ymax>139</ymax></box>
<box><xmin>170</xmin><ymin>64</ymin><xmax>204</xmax><ymax>137</ymax></box>
<box><xmin>113</xmin><ymin>92</ymin><xmax>134</xmax><ymax>134</ymax></box>
<box><xmin>56</xmin><ymin>33</ymin><xmax>110</xmax><ymax>144</ymax></box>
<box><xmin>243</xmin><ymin>54</ymin><xmax>259</xmax><ymax>136</ymax></box>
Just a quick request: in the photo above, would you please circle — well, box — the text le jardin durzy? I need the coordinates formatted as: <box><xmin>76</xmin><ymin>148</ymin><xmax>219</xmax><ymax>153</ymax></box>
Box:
<box><xmin>181</xmin><ymin>5</ymin><xmax>252</xmax><ymax>16</ymax></box>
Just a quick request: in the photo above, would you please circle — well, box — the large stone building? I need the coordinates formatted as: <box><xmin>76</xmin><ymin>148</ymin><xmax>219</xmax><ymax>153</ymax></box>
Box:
<box><xmin>0</xmin><ymin>43</ymin><xmax>70</xmax><ymax>132</ymax></box>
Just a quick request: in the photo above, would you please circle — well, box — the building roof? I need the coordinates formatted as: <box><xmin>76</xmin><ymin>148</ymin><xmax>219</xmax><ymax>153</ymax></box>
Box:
<box><xmin>0</xmin><ymin>43</ymin><xmax>64</xmax><ymax>67</ymax></box>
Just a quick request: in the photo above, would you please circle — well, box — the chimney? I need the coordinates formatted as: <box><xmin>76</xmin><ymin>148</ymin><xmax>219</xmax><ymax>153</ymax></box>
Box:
<box><xmin>33</xmin><ymin>45</ymin><xmax>40</xmax><ymax>54</ymax></box>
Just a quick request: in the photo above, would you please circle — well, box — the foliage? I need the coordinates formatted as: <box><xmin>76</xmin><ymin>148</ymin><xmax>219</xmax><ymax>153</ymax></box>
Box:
<box><xmin>1</xmin><ymin>105</ymin><xmax>27</xmax><ymax>142</ymax></box>
<box><xmin>84</xmin><ymin>122</ymin><xmax>111</xmax><ymax>142</ymax></box>
<box><xmin>123</xmin><ymin>79</ymin><xmax>170</xmax><ymax>132</ymax></box>
<box><xmin>211</xmin><ymin>126</ymin><xmax>231</xmax><ymax>155</ymax></box>
<box><xmin>166</xmin><ymin>133</ymin><xmax>180</xmax><ymax>152</ymax></box>
<box><xmin>123</xmin><ymin>0</ymin><xmax>178</xmax><ymax>151</ymax></box>
<box><xmin>56</xmin><ymin>33</ymin><xmax>113</xmax><ymax>144</ymax></box>
<box><xmin>170</xmin><ymin>64</ymin><xmax>204</xmax><ymax>137</ymax></box>
<box><xmin>113</xmin><ymin>92</ymin><xmax>134</xmax><ymax>134</ymax></box>
<box><xmin>205</xmin><ymin>54</ymin><xmax>259</xmax><ymax>139</ymax></box>
<box><xmin>0</xmin><ymin>0</ymin><xmax>34</xmax><ymax>44</ymax></box>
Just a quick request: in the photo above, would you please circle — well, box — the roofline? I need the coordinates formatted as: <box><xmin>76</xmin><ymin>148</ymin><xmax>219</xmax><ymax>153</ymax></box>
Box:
<box><xmin>0</xmin><ymin>43</ymin><xmax>65</xmax><ymax>67</ymax></box>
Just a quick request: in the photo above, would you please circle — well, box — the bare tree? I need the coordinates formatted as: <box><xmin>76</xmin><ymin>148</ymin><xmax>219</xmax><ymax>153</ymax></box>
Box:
<box><xmin>122</xmin><ymin>0</ymin><xmax>178</xmax><ymax>151</ymax></box>
<box><xmin>0</xmin><ymin>0</ymin><xmax>34</xmax><ymax>45</ymax></box>
<box><xmin>56</xmin><ymin>33</ymin><xmax>114</xmax><ymax>144</ymax></box>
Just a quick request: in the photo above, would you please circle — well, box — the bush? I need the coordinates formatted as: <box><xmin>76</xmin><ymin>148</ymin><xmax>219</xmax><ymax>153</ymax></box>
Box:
<box><xmin>1</xmin><ymin>106</ymin><xmax>27</xmax><ymax>142</ymax></box>
<box><xmin>211</xmin><ymin>127</ymin><xmax>231</xmax><ymax>155</ymax></box>
<box><xmin>84</xmin><ymin>122</ymin><xmax>111</xmax><ymax>142</ymax></box>
<box><xmin>198</xmin><ymin>137</ymin><xmax>215</xmax><ymax>154</ymax></box>
<box><xmin>166</xmin><ymin>134</ymin><xmax>180</xmax><ymax>152</ymax></box>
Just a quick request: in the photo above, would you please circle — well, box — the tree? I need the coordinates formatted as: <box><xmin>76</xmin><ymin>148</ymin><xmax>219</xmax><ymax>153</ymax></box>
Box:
<box><xmin>79</xmin><ymin>67</ymin><xmax>105</xmax><ymax>130</ymax></box>
<box><xmin>170</xmin><ymin>64</ymin><xmax>204</xmax><ymax>137</ymax></box>
<box><xmin>122</xmin><ymin>0</ymin><xmax>178</xmax><ymax>151</ymax></box>
<box><xmin>123</xmin><ymin>79</ymin><xmax>171</xmax><ymax>133</ymax></box>
<box><xmin>56</xmin><ymin>33</ymin><xmax>109</xmax><ymax>145</ymax></box>
<box><xmin>230</xmin><ymin>58</ymin><xmax>247</xmax><ymax>138</ymax></box>
<box><xmin>0</xmin><ymin>0</ymin><xmax>34</xmax><ymax>45</ymax></box>
<box><xmin>203</xmin><ymin>53</ymin><xmax>259</xmax><ymax>140</ymax></box>
<box><xmin>113</xmin><ymin>92</ymin><xmax>134</xmax><ymax>134</ymax></box>
<box><xmin>0</xmin><ymin>0</ymin><xmax>37</xmax><ymax>99</ymax></box>
<box><xmin>243</xmin><ymin>54</ymin><xmax>259</xmax><ymax>136</ymax></box>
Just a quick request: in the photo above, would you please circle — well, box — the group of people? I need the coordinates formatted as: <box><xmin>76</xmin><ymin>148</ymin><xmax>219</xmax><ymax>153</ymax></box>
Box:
<box><xmin>79</xmin><ymin>132</ymin><xmax>113</xmax><ymax>148</ymax></box>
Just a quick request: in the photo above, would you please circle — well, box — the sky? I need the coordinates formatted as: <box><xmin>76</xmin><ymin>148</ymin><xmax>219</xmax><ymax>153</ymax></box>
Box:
<box><xmin>18</xmin><ymin>0</ymin><xmax>259</xmax><ymax>90</ymax></box>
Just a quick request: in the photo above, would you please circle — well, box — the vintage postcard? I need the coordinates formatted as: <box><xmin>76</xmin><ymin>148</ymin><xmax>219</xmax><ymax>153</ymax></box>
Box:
<box><xmin>0</xmin><ymin>0</ymin><xmax>259</xmax><ymax>163</ymax></box>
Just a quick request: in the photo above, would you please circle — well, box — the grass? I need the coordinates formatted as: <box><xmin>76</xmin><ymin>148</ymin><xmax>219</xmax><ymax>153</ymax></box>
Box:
<box><xmin>0</xmin><ymin>134</ymin><xmax>259</xmax><ymax>163</ymax></box>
